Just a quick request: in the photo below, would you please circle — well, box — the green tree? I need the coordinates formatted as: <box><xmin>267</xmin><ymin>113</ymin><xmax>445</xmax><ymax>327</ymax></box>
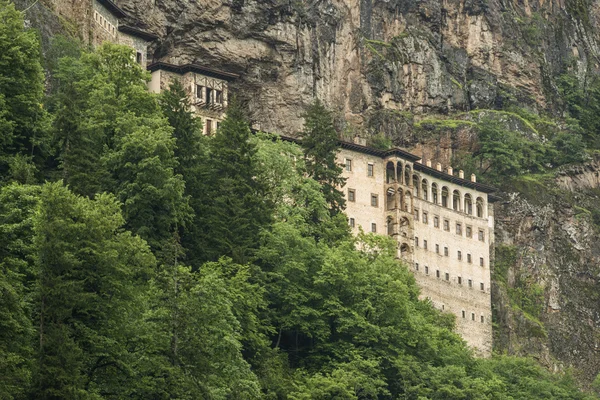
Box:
<box><xmin>195</xmin><ymin>102</ymin><xmax>272</xmax><ymax>264</ymax></box>
<box><xmin>0</xmin><ymin>0</ymin><xmax>48</xmax><ymax>176</ymax></box>
<box><xmin>300</xmin><ymin>100</ymin><xmax>346</xmax><ymax>213</ymax></box>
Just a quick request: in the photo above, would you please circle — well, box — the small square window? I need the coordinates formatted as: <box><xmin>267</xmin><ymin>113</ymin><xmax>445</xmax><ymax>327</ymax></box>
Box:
<box><xmin>456</xmin><ymin>223</ymin><xmax>462</xmax><ymax>235</ymax></box>
<box><xmin>349</xmin><ymin>218</ymin><xmax>355</xmax><ymax>228</ymax></box>
<box><xmin>371</xmin><ymin>223</ymin><xmax>377</xmax><ymax>233</ymax></box>
<box><xmin>371</xmin><ymin>194</ymin><xmax>378</xmax><ymax>207</ymax></box>
<box><xmin>423</xmin><ymin>240</ymin><xmax>428</xmax><ymax>250</ymax></box>
<box><xmin>478</xmin><ymin>229</ymin><xmax>485</xmax><ymax>242</ymax></box>
<box><xmin>368</xmin><ymin>163</ymin><xmax>374</xmax><ymax>177</ymax></box>
<box><xmin>348</xmin><ymin>189</ymin><xmax>356</xmax><ymax>202</ymax></box>
<box><xmin>468</xmin><ymin>279</ymin><xmax>473</xmax><ymax>288</ymax></box>
<box><xmin>434</xmin><ymin>216</ymin><xmax>439</xmax><ymax>228</ymax></box>
<box><xmin>422</xmin><ymin>212</ymin><xmax>428</xmax><ymax>224</ymax></box>
<box><xmin>443</xmin><ymin>219</ymin><xmax>450</xmax><ymax>231</ymax></box>
<box><xmin>435</xmin><ymin>244</ymin><xmax>439</xmax><ymax>254</ymax></box>
<box><xmin>458</xmin><ymin>251</ymin><xmax>462</xmax><ymax>260</ymax></box>
<box><xmin>436</xmin><ymin>270</ymin><xmax>440</xmax><ymax>278</ymax></box>
<box><xmin>480</xmin><ymin>257</ymin><xmax>484</xmax><ymax>267</ymax></box>
<box><xmin>458</xmin><ymin>276</ymin><xmax>462</xmax><ymax>284</ymax></box>
<box><xmin>462</xmin><ymin>310</ymin><xmax>466</xmax><ymax>318</ymax></box>
<box><xmin>345</xmin><ymin>159</ymin><xmax>352</xmax><ymax>171</ymax></box>
<box><xmin>467</xmin><ymin>254</ymin><xmax>472</xmax><ymax>263</ymax></box>
<box><xmin>466</xmin><ymin>226</ymin><xmax>472</xmax><ymax>238</ymax></box>
<box><xmin>444</xmin><ymin>246</ymin><xmax>448</xmax><ymax>256</ymax></box>
<box><xmin>445</xmin><ymin>272</ymin><xmax>449</xmax><ymax>281</ymax></box>
<box><xmin>480</xmin><ymin>282</ymin><xmax>485</xmax><ymax>291</ymax></box>
<box><xmin>425</xmin><ymin>266</ymin><xmax>429</xmax><ymax>275</ymax></box>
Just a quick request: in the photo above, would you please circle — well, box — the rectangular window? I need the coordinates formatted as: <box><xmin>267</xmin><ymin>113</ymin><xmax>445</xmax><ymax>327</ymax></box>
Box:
<box><xmin>348</xmin><ymin>189</ymin><xmax>356</xmax><ymax>202</ymax></box>
<box><xmin>480</xmin><ymin>282</ymin><xmax>485</xmax><ymax>291</ymax></box>
<box><xmin>444</xmin><ymin>246</ymin><xmax>448</xmax><ymax>256</ymax></box>
<box><xmin>206</xmin><ymin>119</ymin><xmax>213</xmax><ymax>135</ymax></box>
<box><xmin>481</xmin><ymin>315</ymin><xmax>485</xmax><ymax>323</ymax></box>
<box><xmin>371</xmin><ymin>223</ymin><xmax>377</xmax><ymax>233</ymax></box>
<box><xmin>367</xmin><ymin>163</ymin><xmax>374</xmax><ymax>177</ymax></box>
<box><xmin>371</xmin><ymin>194</ymin><xmax>378</xmax><ymax>207</ymax></box>
<box><xmin>206</xmin><ymin>88</ymin><xmax>213</xmax><ymax>104</ymax></box>
<box><xmin>456</xmin><ymin>223</ymin><xmax>462</xmax><ymax>235</ymax></box>
<box><xmin>349</xmin><ymin>218</ymin><xmax>355</xmax><ymax>228</ymax></box>
<box><xmin>458</xmin><ymin>251</ymin><xmax>462</xmax><ymax>260</ymax></box>
<box><xmin>434</xmin><ymin>216</ymin><xmax>439</xmax><ymax>228</ymax></box>
<box><xmin>458</xmin><ymin>276</ymin><xmax>462</xmax><ymax>285</ymax></box>
<box><xmin>415</xmin><ymin>263</ymin><xmax>419</xmax><ymax>271</ymax></box>
<box><xmin>443</xmin><ymin>219</ymin><xmax>450</xmax><ymax>231</ymax></box>
<box><xmin>466</xmin><ymin>226</ymin><xmax>472</xmax><ymax>238</ymax></box>
<box><xmin>471</xmin><ymin>313</ymin><xmax>475</xmax><ymax>321</ymax></box>
<box><xmin>345</xmin><ymin>159</ymin><xmax>352</xmax><ymax>171</ymax></box>
<box><xmin>136</xmin><ymin>52</ymin><xmax>142</xmax><ymax>64</ymax></box>
<box><xmin>479</xmin><ymin>229</ymin><xmax>485</xmax><ymax>242</ymax></box>
<box><xmin>480</xmin><ymin>257</ymin><xmax>484</xmax><ymax>267</ymax></box>
<box><xmin>425</xmin><ymin>266</ymin><xmax>429</xmax><ymax>275</ymax></box>
<box><xmin>215</xmin><ymin>90</ymin><xmax>223</xmax><ymax>104</ymax></box>
<box><xmin>462</xmin><ymin>310</ymin><xmax>466</xmax><ymax>318</ymax></box>
<box><xmin>423</xmin><ymin>240</ymin><xmax>428</xmax><ymax>250</ymax></box>
<box><xmin>445</xmin><ymin>272</ymin><xmax>449</xmax><ymax>281</ymax></box>
<box><xmin>468</xmin><ymin>279</ymin><xmax>473</xmax><ymax>288</ymax></box>
<box><xmin>196</xmin><ymin>85</ymin><xmax>204</xmax><ymax>99</ymax></box>
<box><xmin>216</xmin><ymin>121</ymin><xmax>221</xmax><ymax>131</ymax></box>
<box><xmin>422</xmin><ymin>212</ymin><xmax>428</xmax><ymax>224</ymax></box>
<box><xmin>436</xmin><ymin>270</ymin><xmax>440</xmax><ymax>278</ymax></box>
<box><xmin>414</xmin><ymin>209</ymin><xmax>419</xmax><ymax>220</ymax></box>
<box><xmin>467</xmin><ymin>253</ymin><xmax>472</xmax><ymax>263</ymax></box>
<box><xmin>415</xmin><ymin>237</ymin><xmax>419</xmax><ymax>247</ymax></box>
<box><xmin>435</xmin><ymin>244</ymin><xmax>439</xmax><ymax>254</ymax></box>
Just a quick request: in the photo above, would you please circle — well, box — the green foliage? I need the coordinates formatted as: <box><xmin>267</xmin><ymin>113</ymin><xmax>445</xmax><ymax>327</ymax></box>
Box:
<box><xmin>301</xmin><ymin>99</ymin><xmax>347</xmax><ymax>214</ymax></box>
<box><xmin>367</xmin><ymin>132</ymin><xmax>393</xmax><ymax>150</ymax></box>
<box><xmin>558</xmin><ymin>71</ymin><xmax>600</xmax><ymax>148</ymax></box>
<box><xmin>0</xmin><ymin>0</ymin><xmax>49</xmax><ymax>176</ymax></box>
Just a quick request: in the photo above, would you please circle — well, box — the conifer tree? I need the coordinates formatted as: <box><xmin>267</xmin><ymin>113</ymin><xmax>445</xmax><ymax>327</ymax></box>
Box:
<box><xmin>197</xmin><ymin>101</ymin><xmax>272</xmax><ymax>264</ymax></box>
<box><xmin>0</xmin><ymin>0</ymin><xmax>49</xmax><ymax>177</ymax></box>
<box><xmin>300</xmin><ymin>99</ymin><xmax>346</xmax><ymax>213</ymax></box>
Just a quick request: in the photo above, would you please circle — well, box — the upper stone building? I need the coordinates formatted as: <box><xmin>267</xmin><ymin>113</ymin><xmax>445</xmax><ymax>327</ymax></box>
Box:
<box><xmin>338</xmin><ymin>139</ymin><xmax>496</xmax><ymax>356</ymax></box>
<box><xmin>147</xmin><ymin>62</ymin><xmax>238</xmax><ymax>135</ymax></box>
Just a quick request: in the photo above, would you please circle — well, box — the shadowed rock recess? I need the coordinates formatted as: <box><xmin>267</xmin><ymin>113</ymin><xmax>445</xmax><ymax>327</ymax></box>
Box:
<box><xmin>18</xmin><ymin>0</ymin><xmax>600</xmax><ymax>385</ymax></box>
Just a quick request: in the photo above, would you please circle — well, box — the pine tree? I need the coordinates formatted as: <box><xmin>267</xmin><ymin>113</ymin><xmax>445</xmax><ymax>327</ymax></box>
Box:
<box><xmin>197</xmin><ymin>102</ymin><xmax>273</xmax><ymax>264</ymax></box>
<box><xmin>300</xmin><ymin>99</ymin><xmax>346</xmax><ymax>214</ymax></box>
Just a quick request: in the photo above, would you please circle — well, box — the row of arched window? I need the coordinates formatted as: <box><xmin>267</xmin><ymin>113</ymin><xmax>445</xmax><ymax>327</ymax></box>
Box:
<box><xmin>384</xmin><ymin>161</ymin><xmax>487</xmax><ymax>218</ymax></box>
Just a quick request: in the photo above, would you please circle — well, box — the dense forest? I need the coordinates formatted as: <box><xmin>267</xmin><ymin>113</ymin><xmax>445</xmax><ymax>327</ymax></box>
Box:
<box><xmin>0</xmin><ymin>1</ymin><xmax>598</xmax><ymax>398</ymax></box>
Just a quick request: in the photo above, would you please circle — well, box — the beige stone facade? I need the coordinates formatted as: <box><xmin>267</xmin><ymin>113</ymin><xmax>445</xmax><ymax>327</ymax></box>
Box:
<box><xmin>338</xmin><ymin>142</ymin><xmax>495</xmax><ymax>356</ymax></box>
<box><xmin>148</xmin><ymin>63</ymin><xmax>239</xmax><ymax>135</ymax></box>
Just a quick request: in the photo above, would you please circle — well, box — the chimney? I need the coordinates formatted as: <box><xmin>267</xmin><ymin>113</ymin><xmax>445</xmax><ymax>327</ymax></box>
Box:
<box><xmin>426</xmin><ymin>159</ymin><xmax>432</xmax><ymax>167</ymax></box>
<box><xmin>436</xmin><ymin>162</ymin><xmax>442</xmax><ymax>171</ymax></box>
<box><xmin>447</xmin><ymin>166</ymin><xmax>453</xmax><ymax>176</ymax></box>
<box><xmin>471</xmin><ymin>174</ymin><xmax>477</xmax><ymax>182</ymax></box>
<box><xmin>459</xmin><ymin>170</ymin><xmax>464</xmax><ymax>179</ymax></box>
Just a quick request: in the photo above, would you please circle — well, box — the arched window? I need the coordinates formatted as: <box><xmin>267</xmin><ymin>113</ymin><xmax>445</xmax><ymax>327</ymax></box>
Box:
<box><xmin>441</xmin><ymin>187</ymin><xmax>449</xmax><ymax>208</ymax></box>
<box><xmin>387</xmin><ymin>216</ymin><xmax>395</xmax><ymax>236</ymax></box>
<box><xmin>397</xmin><ymin>163</ymin><xmax>403</xmax><ymax>185</ymax></box>
<box><xmin>412</xmin><ymin>175</ymin><xmax>419</xmax><ymax>197</ymax></box>
<box><xmin>404</xmin><ymin>165</ymin><xmax>411</xmax><ymax>187</ymax></box>
<box><xmin>431</xmin><ymin>183</ymin><xmax>438</xmax><ymax>204</ymax></box>
<box><xmin>476</xmin><ymin>197</ymin><xmax>485</xmax><ymax>218</ymax></box>
<box><xmin>386</xmin><ymin>161</ymin><xmax>396</xmax><ymax>184</ymax></box>
<box><xmin>421</xmin><ymin>179</ymin><xmax>428</xmax><ymax>201</ymax></box>
<box><xmin>386</xmin><ymin>188</ymin><xmax>396</xmax><ymax>211</ymax></box>
<box><xmin>453</xmin><ymin>190</ymin><xmax>461</xmax><ymax>211</ymax></box>
<box><xmin>464</xmin><ymin>194</ymin><xmax>473</xmax><ymax>215</ymax></box>
<box><xmin>400</xmin><ymin>243</ymin><xmax>410</xmax><ymax>257</ymax></box>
